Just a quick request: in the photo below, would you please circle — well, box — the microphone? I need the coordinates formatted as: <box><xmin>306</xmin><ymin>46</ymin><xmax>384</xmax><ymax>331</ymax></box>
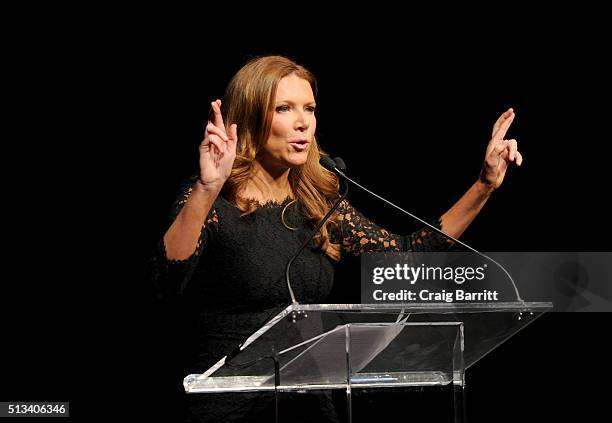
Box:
<box><xmin>283</xmin><ymin>157</ymin><xmax>349</xmax><ymax>314</ymax></box>
<box><xmin>321</xmin><ymin>157</ymin><xmax>524</xmax><ymax>303</ymax></box>
<box><xmin>332</xmin><ymin>157</ymin><xmax>346</xmax><ymax>171</ymax></box>
<box><xmin>320</xmin><ymin>156</ymin><xmax>340</xmax><ymax>172</ymax></box>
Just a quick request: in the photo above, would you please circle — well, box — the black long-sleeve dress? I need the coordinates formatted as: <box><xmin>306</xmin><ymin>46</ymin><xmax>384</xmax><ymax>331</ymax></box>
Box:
<box><xmin>147</xmin><ymin>175</ymin><xmax>453</xmax><ymax>422</ymax></box>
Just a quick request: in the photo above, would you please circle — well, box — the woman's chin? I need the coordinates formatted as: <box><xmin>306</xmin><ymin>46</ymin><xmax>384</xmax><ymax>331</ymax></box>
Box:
<box><xmin>284</xmin><ymin>153</ymin><xmax>309</xmax><ymax>168</ymax></box>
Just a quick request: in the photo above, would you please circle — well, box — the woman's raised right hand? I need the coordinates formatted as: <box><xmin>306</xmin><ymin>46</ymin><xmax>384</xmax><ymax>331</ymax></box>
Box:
<box><xmin>198</xmin><ymin>99</ymin><xmax>237</xmax><ymax>191</ymax></box>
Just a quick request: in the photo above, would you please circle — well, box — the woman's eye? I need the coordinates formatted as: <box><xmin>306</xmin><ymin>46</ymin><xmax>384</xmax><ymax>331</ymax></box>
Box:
<box><xmin>275</xmin><ymin>105</ymin><xmax>316</xmax><ymax>113</ymax></box>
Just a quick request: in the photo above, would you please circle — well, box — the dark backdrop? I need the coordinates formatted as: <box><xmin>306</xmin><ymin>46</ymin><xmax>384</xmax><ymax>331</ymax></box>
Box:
<box><xmin>2</xmin><ymin>13</ymin><xmax>611</xmax><ymax>422</ymax></box>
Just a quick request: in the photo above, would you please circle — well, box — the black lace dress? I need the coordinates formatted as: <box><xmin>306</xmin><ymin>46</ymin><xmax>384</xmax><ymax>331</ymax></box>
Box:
<box><xmin>147</xmin><ymin>175</ymin><xmax>453</xmax><ymax>422</ymax></box>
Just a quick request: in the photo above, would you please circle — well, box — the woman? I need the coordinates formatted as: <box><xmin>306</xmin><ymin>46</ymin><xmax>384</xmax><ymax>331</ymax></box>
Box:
<box><xmin>148</xmin><ymin>55</ymin><xmax>522</xmax><ymax>422</ymax></box>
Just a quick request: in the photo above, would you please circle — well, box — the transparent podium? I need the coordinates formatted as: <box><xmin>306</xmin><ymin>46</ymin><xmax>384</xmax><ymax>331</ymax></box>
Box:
<box><xmin>184</xmin><ymin>302</ymin><xmax>552</xmax><ymax>422</ymax></box>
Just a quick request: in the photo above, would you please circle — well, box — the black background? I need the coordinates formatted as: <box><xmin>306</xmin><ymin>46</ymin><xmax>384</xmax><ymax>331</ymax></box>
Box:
<box><xmin>2</xmin><ymin>8</ymin><xmax>611</xmax><ymax>422</ymax></box>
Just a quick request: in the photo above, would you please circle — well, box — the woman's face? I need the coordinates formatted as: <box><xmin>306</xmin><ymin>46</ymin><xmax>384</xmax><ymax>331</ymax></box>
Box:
<box><xmin>258</xmin><ymin>73</ymin><xmax>317</xmax><ymax>172</ymax></box>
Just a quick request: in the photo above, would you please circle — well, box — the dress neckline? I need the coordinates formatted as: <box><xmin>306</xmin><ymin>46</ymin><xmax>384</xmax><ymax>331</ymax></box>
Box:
<box><xmin>219</xmin><ymin>195</ymin><xmax>295</xmax><ymax>209</ymax></box>
<box><xmin>253</xmin><ymin>196</ymin><xmax>295</xmax><ymax>208</ymax></box>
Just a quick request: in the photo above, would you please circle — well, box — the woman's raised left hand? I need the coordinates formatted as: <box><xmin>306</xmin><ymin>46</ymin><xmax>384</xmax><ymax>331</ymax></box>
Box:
<box><xmin>479</xmin><ymin>108</ymin><xmax>523</xmax><ymax>190</ymax></box>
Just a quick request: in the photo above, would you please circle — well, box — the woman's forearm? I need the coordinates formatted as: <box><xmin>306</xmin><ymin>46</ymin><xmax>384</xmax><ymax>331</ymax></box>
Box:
<box><xmin>439</xmin><ymin>181</ymin><xmax>494</xmax><ymax>239</ymax></box>
<box><xmin>163</xmin><ymin>181</ymin><xmax>220</xmax><ymax>260</ymax></box>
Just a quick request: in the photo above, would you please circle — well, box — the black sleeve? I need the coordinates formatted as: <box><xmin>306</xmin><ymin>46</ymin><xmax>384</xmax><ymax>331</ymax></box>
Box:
<box><xmin>145</xmin><ymin>175</ymin><xmax>219</xmax><ymax>299</ymax></box>
<box><xmin>329</xmin><ymin>199</ymin><xmax>454</xmax><ymax>257</ymax></box>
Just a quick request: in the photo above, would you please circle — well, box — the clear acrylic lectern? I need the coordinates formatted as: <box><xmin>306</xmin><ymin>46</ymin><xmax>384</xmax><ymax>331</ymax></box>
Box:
<box><xmin>184</xmin><ymin>302</ymin><xmax>552</xmax><ymax>422</ymax></box>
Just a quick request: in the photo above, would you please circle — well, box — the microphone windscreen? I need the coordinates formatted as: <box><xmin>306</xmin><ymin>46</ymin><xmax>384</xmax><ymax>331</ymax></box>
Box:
<box><xmin>333</xmin><ymin>157</ymin><xmax>346</xmax><ymax>172</ymax></box>
<box><xmin>319</xmin><ymin>156</ymin><xmax>337</xmax><ymax>172</ymax></box>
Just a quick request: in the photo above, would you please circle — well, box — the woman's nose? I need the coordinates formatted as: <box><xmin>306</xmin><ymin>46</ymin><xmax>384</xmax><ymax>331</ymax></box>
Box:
<box><xmin>294</xmin><ymin>114</ymin><xmax>310</xmax><ymax>131</ymax></box>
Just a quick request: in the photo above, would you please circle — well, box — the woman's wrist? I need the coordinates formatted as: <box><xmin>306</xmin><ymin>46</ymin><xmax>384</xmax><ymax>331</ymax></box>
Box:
<box><xmin>195</xmin><ymin>178</ymin><xmax>222</xmax><ymax>195</ymax></box>
<box><xmin>474</xmin><ymin>179</ymin><xmax>495</xmax><ymax>197</ymax></box>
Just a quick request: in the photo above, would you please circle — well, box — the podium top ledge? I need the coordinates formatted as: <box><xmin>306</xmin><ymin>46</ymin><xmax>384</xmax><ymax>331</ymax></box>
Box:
<box><xmin>288</xmin><ymin>302</ymin><xmax>553</xmax><ymax>313</ymax></box>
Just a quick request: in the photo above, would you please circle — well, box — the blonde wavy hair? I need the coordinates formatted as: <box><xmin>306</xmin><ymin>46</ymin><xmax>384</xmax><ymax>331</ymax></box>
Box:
<box><xmin>220</xmin><ymin>55</ymin><xmax>342</xmax><ymax>261</ymax></box>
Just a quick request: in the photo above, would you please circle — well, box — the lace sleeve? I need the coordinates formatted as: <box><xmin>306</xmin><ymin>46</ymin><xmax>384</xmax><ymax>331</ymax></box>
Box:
<box><xmin>330</xmin><ymin>200</ymin><xmax>454</xmax><ymax>257</ymax></box>
<box><xmin>146</xmin><ymin>174</ymin><xmax>219</xmax><ymax>299</ymax></box>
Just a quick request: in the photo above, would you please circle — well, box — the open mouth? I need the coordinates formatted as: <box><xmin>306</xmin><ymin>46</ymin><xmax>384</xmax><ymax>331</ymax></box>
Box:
<box><xmin>289</xmin><ymin>140</ymin><xmax>309</xmax><ymax>151</ymax></box>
